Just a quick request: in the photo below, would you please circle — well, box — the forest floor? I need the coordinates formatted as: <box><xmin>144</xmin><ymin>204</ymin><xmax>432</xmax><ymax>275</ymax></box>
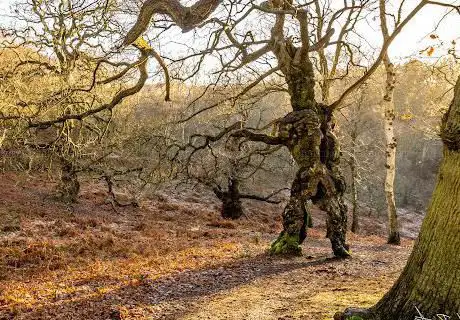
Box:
<box><xmin>0</xmin><ymin>173</ymin><xmax>424</xmax><ymax>320</ymax></box>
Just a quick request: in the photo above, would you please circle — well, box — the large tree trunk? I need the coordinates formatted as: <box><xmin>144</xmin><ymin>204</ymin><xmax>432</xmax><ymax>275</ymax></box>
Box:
<box><xmin>338</xmin><ymin>75</ymin><xmax>460</xmax><ymax>320</ymax></box>
<box><xmin>373</xmin><ymin>148</ymin><xmax>460</xmax><ymax>318</ymax></box>
<box><xmin>269</xmin><ymin>43</ymin><xmax>349</xmax><ymax>257</ymax></box>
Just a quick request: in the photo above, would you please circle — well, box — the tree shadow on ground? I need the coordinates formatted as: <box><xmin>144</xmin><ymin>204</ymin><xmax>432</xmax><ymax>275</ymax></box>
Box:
<box><xmin>13</xmin><ymin>253</ymin><xmax>342</xmax><ymax>320</ymax></box>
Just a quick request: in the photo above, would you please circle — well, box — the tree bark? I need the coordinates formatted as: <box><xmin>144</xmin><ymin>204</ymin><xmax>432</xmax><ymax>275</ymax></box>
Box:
<box><xmin>350</xmin><ymin>154</ymin><xmax>359</xmax><ymax>234</ymax></box>
<box><xmin>123</xmin><ymin>0</ymin><xmax>221</xmax><ymax>46</ymax></box>
<box><xmin>337</xmin><ymin>75</ymin><xmax>460</xmax><ymax>320</ymax></box>
<box><xmin>373</xmin><ymin>148</ymin><xmax>460</xmax><ymax>319</ymax></box>
<box><xmin>269</xmin><ymin>43</ymin><xmax>349</xmax><ymax>257</ymax></box>
<box><xmin>382</xmin><ymin>59</ymin><xmax>400</xmax><ymax>245</ymax></box>
<box><xmin>380</xmin><ymin>0</ymin><xmax>401</xmax><ymax>245</ymax></box>
<box><xmin>349</xmin><ymin>111</ymin><xmax>359</xmax><ymax>234</ymax></box>
<box><xmin>213</xmin><ymin>177</ymin><xmax>244</xmax><ymax>220</ymax></box>
<box><xmin>56</xmin><ymin>159</ymin><xmax>80</xmax><ymax>203</ymax></box>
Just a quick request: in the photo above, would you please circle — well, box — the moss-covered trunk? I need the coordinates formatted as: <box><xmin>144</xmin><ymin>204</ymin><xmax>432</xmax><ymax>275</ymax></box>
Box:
<box><xmin>338</xmin><ymin>75</ymin><xmax>460</xmax><ymax>320</ymax></box>
<box><xmin>269</xmin><ymin>48</ymin><xmax>349</xmax><ymax>257</ymax></box>
<box><xmin>371</xmin><ymin>148</ymin><xmax>460</xmax><ymax>319</ymax></box>
<box><xmin>369</xmin><ymin>75</ymin><xmax>460</xmax><ymax>320</ymax></box>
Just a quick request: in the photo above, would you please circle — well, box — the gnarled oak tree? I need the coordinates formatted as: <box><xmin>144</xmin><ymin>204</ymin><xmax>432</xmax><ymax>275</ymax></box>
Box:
<box><xmin>122</xmin><ymin>0</ymin><xmax>447</xmax><ymax>257</ymax></box>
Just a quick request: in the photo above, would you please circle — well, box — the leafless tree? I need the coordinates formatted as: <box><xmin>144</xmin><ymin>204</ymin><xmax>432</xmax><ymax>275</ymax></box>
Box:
<box><xmin>119</xmin><ymin>0</ymin><xmax>456</xmax><ymax>257</ymax></box>
<box><xmin>0</xmin><ymin>0</ymin><xmax>157</xmax><ymax>202</ymax></box>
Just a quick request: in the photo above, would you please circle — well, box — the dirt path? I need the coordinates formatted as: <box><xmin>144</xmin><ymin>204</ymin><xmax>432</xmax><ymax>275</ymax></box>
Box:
<box><xmin>179</xmin><ymin>242</ymin><xmax>409</xmax><ymax>320</ymax></box>
<box><xmin>158</xmin><ymin>239</ymin><xmax>410</xmax><ymax>320</ymax></box>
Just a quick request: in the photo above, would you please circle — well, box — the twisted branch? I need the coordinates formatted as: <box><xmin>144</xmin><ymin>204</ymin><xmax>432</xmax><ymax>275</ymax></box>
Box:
<box><xmin>123</xmin><ymin>0</ymin><xmax>222</xmax><ymax>46</ymax></box>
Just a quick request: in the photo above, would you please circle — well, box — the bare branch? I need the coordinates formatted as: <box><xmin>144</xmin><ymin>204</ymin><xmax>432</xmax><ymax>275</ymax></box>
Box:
<box><xmin>123</xmin><ymin>0</ymin><xmax>222</xmax><ymax>46</ymax></box>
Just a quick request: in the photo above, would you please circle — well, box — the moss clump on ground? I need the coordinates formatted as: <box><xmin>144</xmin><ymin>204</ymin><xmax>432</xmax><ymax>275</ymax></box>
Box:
<box><xmin>334</xmin><ymin>308</ymin><xmax>374</xmax><ymax>320</ymax></box>
<box><xmin>269</xmin><ymin>232</ymin><xmax>302</xmax><ymax>255</ymax></box>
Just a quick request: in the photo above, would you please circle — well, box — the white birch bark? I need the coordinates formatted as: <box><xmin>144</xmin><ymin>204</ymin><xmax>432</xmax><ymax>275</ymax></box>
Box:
<box><xmin>380</xmin><ymin>0</ymin><xmax>400</xmax><ymax>244</ymax></box>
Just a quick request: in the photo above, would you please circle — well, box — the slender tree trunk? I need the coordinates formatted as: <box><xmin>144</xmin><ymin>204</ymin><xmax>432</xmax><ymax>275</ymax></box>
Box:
<box><xmin>383</xmin><ymin>59</ymin><xmax>400</xmax><ymax>244</ymax></box>
<box><xmin>350</xmin><ymin>155</ymin><xmax>359</xmax><ymax>234</ymax></box>
<box><xmin>0</xmin><ymin>129</ymin><xmax>6</xmax><ymax>148</ymax></box>
<box><xmin>349</xmin><ymin>111</ymin><xmax>359</xmax><ymax>234</ymax></box>
<box><xmin>380</xmin><ymin>0</ymin><xmax>400</xmax><ymax>245</ymax></box>
<box><xmin>306</xmin><ymin>200</ymin><xmax>314</xmax><ymax>228</ymax></box>
<box><xmin>337</xmin><ymin>75</ymin><xmax>460</xmax><ymax>320</ymax></box>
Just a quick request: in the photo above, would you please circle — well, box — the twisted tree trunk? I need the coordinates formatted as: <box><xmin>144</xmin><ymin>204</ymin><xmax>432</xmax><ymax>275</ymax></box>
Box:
<box><xmin>124</xmin><ymin>0</ymin><xmax>349</xmax><ymax>258</ymax></box>
<box><xmin>338</xmin><ymin>75</ymin><xmax>460</xmax><ymax>320</ymax></box>
<box><xmin>269</xmin><ymin>39</ymin><xmax>349</xmax><ymax>257</ymax></box>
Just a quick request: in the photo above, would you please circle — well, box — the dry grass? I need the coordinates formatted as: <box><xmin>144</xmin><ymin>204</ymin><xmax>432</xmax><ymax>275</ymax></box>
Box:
<box><xmin>0</xmin><ymin>172</ymin><xmax>280</xmax><ymax>317</ymax></box>
<box><xmin>206</xmin><ymin>219</ymin><xmax>237</xmax><ymax>229</ymax></box>
<box><xmin>0</xmin><ymin>172</ymin><xmax>417</xmax><ymax>319</ymax></box>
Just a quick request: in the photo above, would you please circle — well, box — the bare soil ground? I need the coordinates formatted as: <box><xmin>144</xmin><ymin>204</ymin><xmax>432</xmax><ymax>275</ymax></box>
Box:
<box><xmin>0</xmin><ymin>173</ymin><xmax>422</xmax><ymax>320</ymax></box>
